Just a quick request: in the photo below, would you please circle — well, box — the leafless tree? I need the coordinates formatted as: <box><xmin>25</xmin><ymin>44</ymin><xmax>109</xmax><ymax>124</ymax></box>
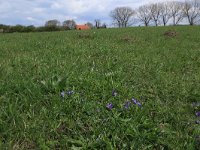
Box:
<box><xmin>63</xmin><ymin>20</ymin><xmax>76</xmax><ymax>29</ymax></box>
<box><xmin>102</xmin><ymin>23</ymin><xmax>107</xmax><ymax>28</ymax></box>
<box><xmin>159</xmin><ymin>2</ymin><xmax>172</xmax><ymax>26</ymax></box>
<box><xmin>110</xmin><ymin>7</ymin><xmax>136</xmax><ymax>27</ymax></box>
<box><xmin>169</xmin><ymin>1</ymin><xmax>185</xmax><ymax>25</ymax></box>
<box><xmin>94</xmin><ymin>19</ymin><xmax>101</xmax><ymax>28</ymax></box>
<box><xmin>149</xmin><ymin>3</ymin><xmax>162</xmax><ymax>26</ymax></box>
<box><xmin>137</xmin><ymin>4</ymin><xmax>152</xmax><ymax>26</ymax></box>
<box><xmin>86</xmin><ymin>22</ymin><xmax>94</xmax><ymax>29</ymax></box>
<box><xmin>183</xmin><ymin>0</ymin><xmax>200</xmax><ymax>25</ymax></box>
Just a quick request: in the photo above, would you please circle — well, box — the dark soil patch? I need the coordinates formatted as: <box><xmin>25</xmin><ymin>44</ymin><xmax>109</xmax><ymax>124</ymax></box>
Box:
<box><xmin>120</xmin><ymin>35</ymin><xmax>137</xmax><ymax>43</ymax></box>
<box><xmin>164</xmin><ymin>30</ymin><xmax>178</xmax><ymax>38</ymax></box>
<box><xmin>77</xmin><ymin>33</ymin><xmax>94</xmax><ymax>39</ymax></box>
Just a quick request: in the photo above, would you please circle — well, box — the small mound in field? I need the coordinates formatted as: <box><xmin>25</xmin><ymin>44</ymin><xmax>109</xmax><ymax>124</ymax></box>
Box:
<box><xmin>164</xmin><ymin>30</ymin><xmax>178</xmax><ymax>37</ymax></box>
<box><xmin>120</xmin><ymin>35</ymin><xmax>137</xmax><ymax>43</ymax></box>
<box><xmin>77</xmin><ymin>33</ymin><xmax>94</xmax><ymax>39</ymax></box>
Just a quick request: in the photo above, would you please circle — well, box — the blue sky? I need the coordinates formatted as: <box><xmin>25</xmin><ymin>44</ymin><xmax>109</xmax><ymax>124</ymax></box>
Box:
<box><xmin>0</xmin><ymin>0</ymin><xmax>183</xmax><ymax>26</ymax></box>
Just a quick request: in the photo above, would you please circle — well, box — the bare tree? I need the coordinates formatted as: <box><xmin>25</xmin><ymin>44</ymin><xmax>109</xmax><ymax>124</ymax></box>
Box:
<box><xmin>86</xmin><ymin>22</ymin><xmax>94</xmax><ymax>29</ymax></box>
<box><xmin>137</xmin><ymin>4</ymin><xmax>152</xmax><ymax>26</ymax></box>
<box><xmin>63</xmin><ymin>20</ymin><xmax>76</xmax><ymax>29</ymax></box>
<box><xmin>94</xmin><ymin>19</ymin><xmax>101</xmax><ymax>28</ymax></box>
<box><xmin>110</xmin><ymin>7</ymin><xmax>136</xmax><ymax>27</ymax></box>
<box><xmin>101</xmin><ymin>23</ymin><xmax>107</xmax><ymax>28</ymax></box>
<box><xmin>169</xmin><ymin>1</ymin><xmax>185</xmax><ymax>25</ymax></box>
<box><xmin>159</xmin><ymin>2</ymin><xmax>172</xmax><ymax>26</ymax></box>
<box><xmin>183</xmin><ymin>0</ymin><xmax>200</xmax><ymax>25</ymax></box>
<box><xmin>149</xmin><ymin>3</ymin><xmax>162</xmax><ymax>26</ymax></box>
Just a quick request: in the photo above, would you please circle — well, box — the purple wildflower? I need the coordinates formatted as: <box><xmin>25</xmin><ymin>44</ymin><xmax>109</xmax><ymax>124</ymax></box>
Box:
<box><xmin>132</xmin><ymin>98</ymin><xmax>137</xmax><ymax>104</ymax></box>
<box><xmin>124</xmin><ymin>101</ymin><xmax>131</xmax><ymax>109</ymax></box>
<box><xmin>196</xmin><ymin>111</ymin><xmax>200</xmax><ymax>117</ymax></box>
<box><xmin>106</xmin><ymin>103</ymin><xmax>114</xmax><ymax>110</ymax></box>
<box><xmin>132</xmin><ymin>98</ymin><xmax>142</xmax><ymax>107</ymax></box>
<box><xmin>137</xmin><ymin>102</ymin><xmax>142</xmax><ymax>107</ymax></box>
<box><xmin>112</xmin><ymin>90</ymin><xmax>117</xmax><ymax>97</ymax></box>
<box><xmin>60</xmin><ymin>91</ymin><xmax>65</xmax><ymax>98</ymax></box>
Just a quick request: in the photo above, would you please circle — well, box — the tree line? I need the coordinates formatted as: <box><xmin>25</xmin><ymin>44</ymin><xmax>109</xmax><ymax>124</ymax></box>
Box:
<box><xmin>0</xmin><ymin>23</ymin><xmax>65</xmax><ymax>33</ymax></box>
<box><xmin>110</xmin><ymin>0</ymin><xmax>200</xmax><ymax>27</ymax></box>
<box><xmin>0</xmin><ymin>19</ymin><xmax>106</xmax><ymax>33</ymax></box>
<box><xmin>0</xmin><ymin>0</ymin><xmax>199</xmax><ymax>33</ymax></box>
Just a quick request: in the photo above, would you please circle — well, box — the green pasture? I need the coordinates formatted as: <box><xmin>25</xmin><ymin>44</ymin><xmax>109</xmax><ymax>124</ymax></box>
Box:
<box><xmin>0</xmin><ymin>26</ymin><xmax>200</xmax><ymax>149</ymax></box>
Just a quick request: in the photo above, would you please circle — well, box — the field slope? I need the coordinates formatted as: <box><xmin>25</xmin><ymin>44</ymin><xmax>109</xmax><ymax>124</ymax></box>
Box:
<box><xmin>0</xmin><ymin>26</ymin><xmax>200</xmax><ymax>149</ymax></box>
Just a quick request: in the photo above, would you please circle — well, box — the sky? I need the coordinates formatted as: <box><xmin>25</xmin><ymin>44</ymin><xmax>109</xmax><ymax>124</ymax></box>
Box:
<box><xmin>0</xmin><ymin>0</ymin><xmax>184</xmax><ymax>26</ymax></box>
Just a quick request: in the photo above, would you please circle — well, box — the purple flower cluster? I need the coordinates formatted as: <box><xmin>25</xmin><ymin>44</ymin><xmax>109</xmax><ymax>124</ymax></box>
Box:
<box><xmin>193</xmin><ymin>102</ymin><xmax>200</xmax><ymax>124</ymax></box>
<box><xmin>196</xmin><ymin>112</ymin><xmax>200</xmax><ymax>117</ymax></box>
<box><xmin>61</xmin><ymin>89</ymin><xmax>142</xmax><ymax>111</ymax></box>
<box><xmin>123</xmin><ymin>98</ymin><xmax>142</xmax><ymax>109</ymax></box>
<box><xmin>124</xmin><ymin>101</ymin><xmax>131</xmax><ymax>109</ymax></box>
<box><xmin>106</xmin><ymin>91</ymin><xmax>142</xmax><ymax>110</ymax></box>
<box><xmin>132</xmin><ymin>98</ymin><xmax>142</xmax><ymax>107</ymax></box>
<box><xmin>191</xmin><ymin>102</ymin><xmax>200</xmax><ymax>124</ymax></box>
<box><xmin>106</xmin><ymin>103</ymin><xmax>114</xmax><ymax>110</ymax></box>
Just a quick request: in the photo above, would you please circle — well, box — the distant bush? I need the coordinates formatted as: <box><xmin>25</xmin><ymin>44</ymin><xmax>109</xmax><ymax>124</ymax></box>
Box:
<box><xmin>0</xmin><ymin>24</ymin><xmax>35</xmax><ymax>33</ymax></box>
<box><xmin>0</xmin><ymin>24</ymin><xmax>10</xmax><ymax>33</ymax></box>
<box><xmin>0</xmin><ymin>24</ymin><xmax>71</xmax><ymax>33</ymax></box>
<box><xmin>9</xmin><ymin>25</ymin><xmax>25</xmax><ymax>33</ymax></box>
<box><xmin>36</xmin><ymin>26</ymin><xmax>51</xmax><ymax>32</ymax></box>
<box><xmin>23</xmin><ymin>25</ymin><xmax>36</xmax><ymax>32</ymax></box>
<box><xmin>36</xmin><ymin>26</ymin><xmax>58</xmax><ymax>32</ymax></box>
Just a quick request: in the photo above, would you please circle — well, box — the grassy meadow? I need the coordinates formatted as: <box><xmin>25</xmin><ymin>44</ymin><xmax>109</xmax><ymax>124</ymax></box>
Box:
<box><xmin>0</xmin><ymin>26</ymin><xmax>200</xmax><ymax>149</ymax></box>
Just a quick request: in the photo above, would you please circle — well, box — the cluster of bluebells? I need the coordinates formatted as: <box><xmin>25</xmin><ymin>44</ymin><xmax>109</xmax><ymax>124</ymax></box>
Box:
<box><xmin>195</xmin><ymin>112</ymin><xmax>200</xmax><ymax>124</ymax></box>
<box><xmin>60</xmin><ymin>89</ymin><xmax>142</xmax><ymax>111</ymax></box>
<box><xmin>123</xmin><ymin>98</ymin><xmax>142</xmax><ymax>109</ymax></box>
<box><xmin>106</xmin><ymin>103</ymin><xmax>114</xmax><ymax>110</ymax></box>
<box><xmin>106</xmin><ymin>97</ymin><xmax>142</xmax><ymax>110</ymax></box>
<box><xmin>132</xmin><ymin>98</ymin><xmax>142</xmax><ymax>107</ymax></box>
<box><xmin>192</xmin><ymin>102</ymin><xmax>200</xmax><ymax>124</ymax></box>
<box><xmin>196</xmin><ymin>112</ymin><xmax>200</xmax><ymax>117</ymax></box>
<box><xmin>60</xmin><ymin>90</ymin><xmax>74</xmax><ymax>98</ymax></box>
<box><xmin>124</xmin><ymin>101</ymin><xmax>131</xmax><ymax>109</ymax></box>
<box><xmin>107</xmin><ymin>89</ymin><xmax>142</xmax><ymax>110</ymax></box>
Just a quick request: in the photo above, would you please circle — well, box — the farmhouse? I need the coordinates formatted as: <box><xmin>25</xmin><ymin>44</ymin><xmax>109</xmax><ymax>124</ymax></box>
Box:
<box><xmin>76</xmin><ymin>24</ymin><xmax>90</xmax><ymax>30</ymax></box>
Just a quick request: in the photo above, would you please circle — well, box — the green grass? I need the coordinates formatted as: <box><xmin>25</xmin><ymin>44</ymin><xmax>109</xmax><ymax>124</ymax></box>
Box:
<box><xmin>0</xmin><ymin>26</ymin><xmax>200</xmax><ymax>149</ymax></box>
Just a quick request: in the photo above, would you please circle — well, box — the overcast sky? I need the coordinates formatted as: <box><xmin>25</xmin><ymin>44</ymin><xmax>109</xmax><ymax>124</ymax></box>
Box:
<box><xmin>0</xmin><ymin>0</ymin><xmax>184</xmax><ymax>26</ymax></box>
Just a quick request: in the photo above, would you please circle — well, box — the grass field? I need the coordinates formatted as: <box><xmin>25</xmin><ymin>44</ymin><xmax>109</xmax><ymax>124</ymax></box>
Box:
<box><xmin>0</xmin><ymin>26</ymin><xmax>200</xmax><ymax>149</ymax></box>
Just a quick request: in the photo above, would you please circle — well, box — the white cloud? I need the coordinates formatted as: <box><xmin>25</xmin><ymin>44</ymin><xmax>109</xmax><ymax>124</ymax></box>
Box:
<box><xmin>33</xmin><ymin>8</ymin><xmax>45</xmax><ymax>13</ymax></box>
<box><xmin>26</xmin><ymin>17</ymin><xmax>37</xmax><ymax>21</ymax></box>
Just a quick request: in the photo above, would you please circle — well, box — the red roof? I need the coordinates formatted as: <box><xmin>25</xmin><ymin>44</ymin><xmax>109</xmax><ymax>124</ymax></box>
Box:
<box><xmin>76</xmin><ymin>25</ymin><xmax>90</xmax><ymax>30</ymax></box>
